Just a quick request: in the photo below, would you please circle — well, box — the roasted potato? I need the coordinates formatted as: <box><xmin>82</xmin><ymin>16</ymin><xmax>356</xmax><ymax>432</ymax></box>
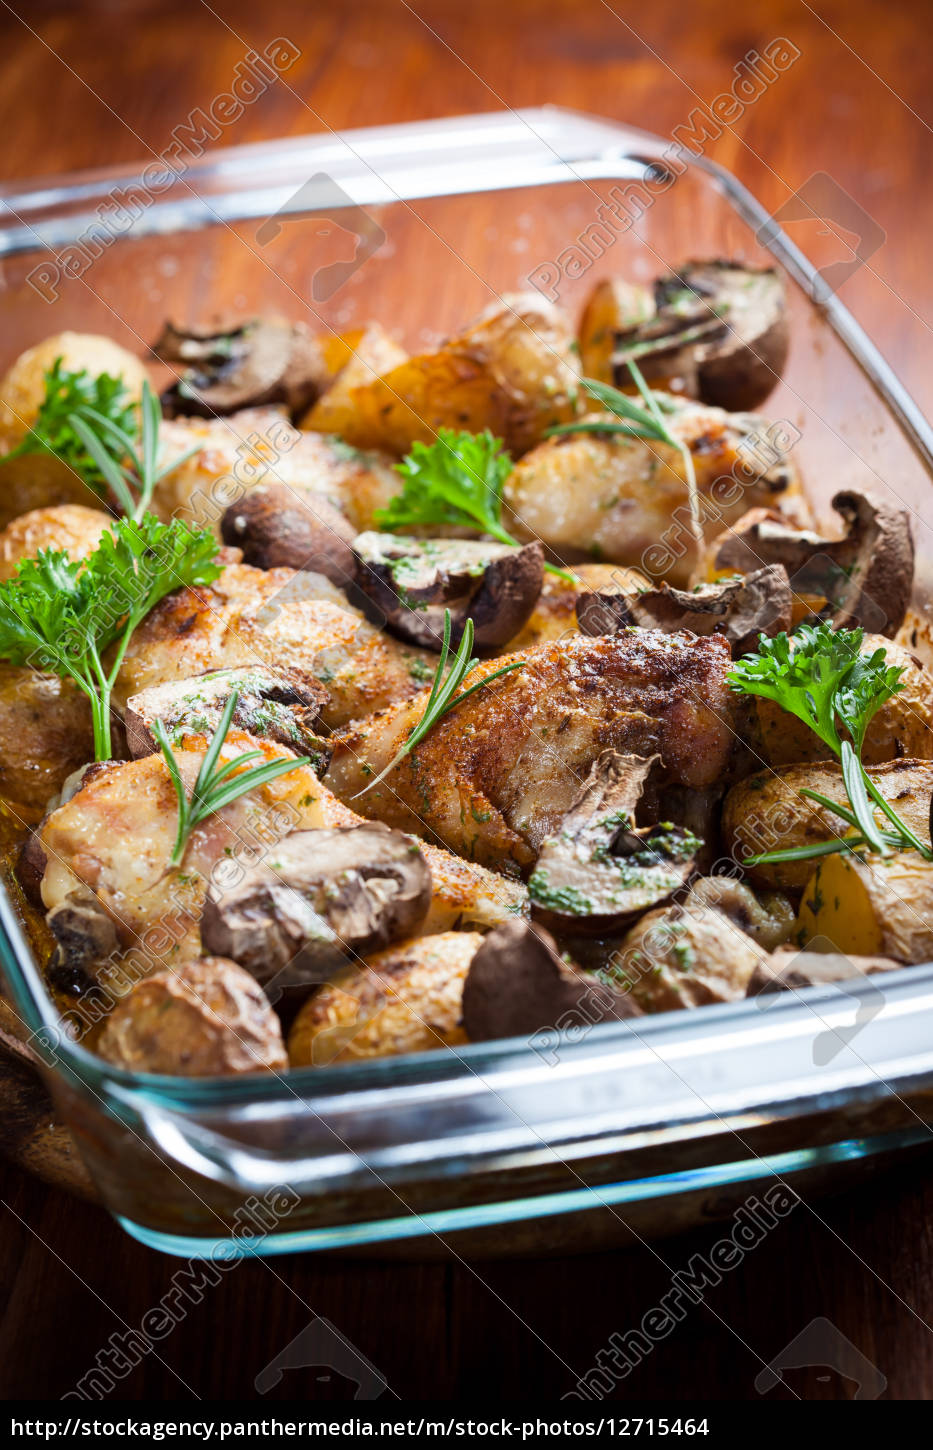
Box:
<box><xmin>755</xmin><ymin>636</ymin><xmax>933</xmax><ymax>767</ymax></box>
<box><xmin>795</xmin><ymin>850</ymin><xmax>933</xmax><ymax>964</ymax></box>
<box><xmin>301</xmin><ymin>323</ymin><xmax>408</xmax><ymax>435</ymax></box>
<box><xmin>0</xmin><ymin>504</ymin><xmax>112</xmax><ymax>583</ymax></box>
<box><xmin>96</xmin><ymin>957</ymin><xmax>288</xmax><ymax>1075</ymax></box>
<box><xmin>287</xmin><ymin>931</ymin><xmax>481</xmax><ymax>1066</ymax></box>
<box><xmin>0</xmin><ymin>334</ymin><xmax>149</xmax><ymax>525</ymax></box>
<box><xmin>723</xmin><ymin>758</ymin><xmax>933</xmax><ymax>893</ymax></box>
<box><xmin>614</xmin><ymin>896</ymin><xmax>768</xmax><ymax>1012</ymax></box>
<box><xmin>503</xmin><ymin>399</ymin><xmax>802</xmax><ymax>587</ymax></box>
<box><xmin>306</xmin><ymin>295</ymin><xmax>580</xmax><ymax>457</ymax></box>
<box><xmin>578</xmin><ymin>278</ymin><xmax>655</xmax><ymax>384</ymax></box>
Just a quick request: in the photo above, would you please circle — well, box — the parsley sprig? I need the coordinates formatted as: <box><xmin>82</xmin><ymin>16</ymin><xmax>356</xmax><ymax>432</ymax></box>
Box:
<box><xmin>546</xmin><ymin>362</ymin><xmax>703</xmax><ymax>554</ymax></box>
<box><xmin>355</xmin><ymin>609</ymin><xmax>524</xmax><ymax>797</ymax></box>
<box><xmin>152</xmin><ymin>689</ymin><xmax>310</xmax><ymax>868</ymax></box>
<box><xmin>4</xmin><ymin>361</ymin><xmax>197</xmax><ymax>521</ymax></box>
<box><xmin>374</xmin><ymin>427</ymin><xmax>575</xmax><ymax>583</ymax></box>
<box><xmin>0</xmin><ymin>515</ymin><xmax>221</xmax><ymax>761</ymax></box>
<box><xmin>3</xmin><ymin>359</ymin><xmax>139</xmax><ymax>496</ymax></box>
<box><xmin>729</xmin><ymin>623</ymin><xmax>932</xmax><ymax>864</ymax></box>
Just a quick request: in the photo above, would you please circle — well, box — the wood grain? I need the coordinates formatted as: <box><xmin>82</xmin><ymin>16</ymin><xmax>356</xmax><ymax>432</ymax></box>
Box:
<box><xmin>0</xmin><ymin>0</ymin><xmax>931</xmax><ymax>1403</ymax></box>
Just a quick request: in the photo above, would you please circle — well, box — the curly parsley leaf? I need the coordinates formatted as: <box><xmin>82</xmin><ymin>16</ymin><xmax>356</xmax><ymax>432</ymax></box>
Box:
<box><xmin>0</xmin><ymin>515</ymin><xmax>221</xmax><ymax>761</ymax></box>
<box><xmin>4</xmin><ymin>359</ymin><xmax>139</xmax><ymax>496</ymax></box>
<box><xmin>375</xmin><ymin>428</ymin><xmax>573</xmax><ymax>582</ymax></box>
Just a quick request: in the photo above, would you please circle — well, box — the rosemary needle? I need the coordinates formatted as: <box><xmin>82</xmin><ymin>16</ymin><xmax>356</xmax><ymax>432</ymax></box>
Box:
<box><xmin>354</xmin><ymin>610</ymin><xmax>524</xmax><ymax>798</ymax></box>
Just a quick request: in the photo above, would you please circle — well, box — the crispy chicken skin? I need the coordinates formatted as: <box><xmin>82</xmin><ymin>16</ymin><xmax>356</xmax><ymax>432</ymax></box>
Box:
<box><xmin>112</xmin><ymin>559</ymin><xmax>433</xmax><ymax>730</ymax></box>
<box><xmin>326</xmin><ymin>630</ymin><xmax>740</xmax><ymax>871</ymax></box>
<box><xmin>37</xmin><ymin>733</ymin><xmax>523</xmax><ymax>993</ymax></box>
<box><xmin>154</xmin><ymin>408</ymin><xmax>400</xmax><ymax>537</ymax></box>
<box><xmin>504</xmin><ymin>400</ymin><xmax>804</xmax><ymax>586</ymax></box>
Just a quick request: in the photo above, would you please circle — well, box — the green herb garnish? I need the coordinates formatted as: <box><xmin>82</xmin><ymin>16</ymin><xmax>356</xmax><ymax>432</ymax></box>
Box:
<box><xmin>3</xmin><ymin>359</ymin><xmax>139</xmax><ymax>497</ymax></box>
<box><xmin>546</xmin><ymin>362</ymin><xmax>702</xmax><ymax>553</ymax></box>
<box><xmin>0</xmin><ymin>514</ymin><xmax>220</xmax><ymax>760</ymax></box>
<box><xmin>374</xmin><ymin>427</ymin><xmax>575</xmax><ymax>583</ymax></box>
<box><xmin>729</xmin><ymin>623</ymin><xmax>932</xmax><ymax>864</ymax></box>
<box><xmin>67</xmin><ymin>377</ymin><xmax>199</xmax><ymax>520</ymax></box>
<box><xmin>354</xmin><ymin>608</ymin><xmax>524</xmax><ymax>798</ymax></box>
<box><xmin>153</xmin><ymin>689</ymin><xmax>310</xmax><ymax>868</ymax></box>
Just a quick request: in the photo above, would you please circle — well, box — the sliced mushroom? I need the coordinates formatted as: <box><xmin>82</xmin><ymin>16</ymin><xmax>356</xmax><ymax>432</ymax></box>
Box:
<box><xmin>576</xmin><ymin>564</ymin><xmax>792</xmax><ymax>655</ymax></box>
<box><xmin>461</xmin><ymin>917</ymin><xmax>641</xmax><ymax>1042</ymax></box>
<box><xmin>200</xmin><ymin>824</ymin><xmax>432</xmax><ymax>991</ymax></box>
<box><xmin>46</xmin><ymin>888</ymin><xmax>120</xmax><ymax>992</ymax></box>
<box><xmin>608</xmin><ymin>260</ymin><xmax>788</xmax><ymax>412</ymax></box>
<box><xmin>220</xmin><ymin>483</ymin><xmax>357</xmax><ymax>586</ymax></box>
<box><xmin>96</xmin><ymin>957</ymin><xmax>288</xmax><ymax>1075</ymax></box>
<box><xmin>527</xmin><ymin>751</ymin><xmax>700</xmax><ymax>934</ymax></box>
<box><xmin>747</xmin><ymin>948</ymin><xmax>903</xmax><ymax>997</ymax></box>
<box><xmin>687</xmin><ymin>876</ymin><xmax>796</xmax><ymax>951</ymax></box>
<box><xmin>711</xmin><ymin>490</ymin><xmax>914</xmax><ymax>637</ymax></box>
<box><xmin>152</xmin><ymin>318</ymin><xmax>329</xmax><ymax>419</ymax></box>
<box><xmin>124</xmin><ymin>667</ymin><xmax>331</xmax><ymax>772</ymax></box>
<box><xmin>352</xmin><ymin>533</ymin><xmax>545</xmax><ymax>652</ymax></box>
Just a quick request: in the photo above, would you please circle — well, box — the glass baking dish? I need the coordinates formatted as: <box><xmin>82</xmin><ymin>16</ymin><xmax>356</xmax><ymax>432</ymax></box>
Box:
<box><xmin>0</xmin><ymin>107</ymin><xmax>932</xmax><ymax>1258</ymax></box>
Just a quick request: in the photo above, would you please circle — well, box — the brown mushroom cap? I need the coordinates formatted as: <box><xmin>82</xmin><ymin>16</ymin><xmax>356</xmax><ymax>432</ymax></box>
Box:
<box><xmin>200</xmin><ymin>824</ymin><xmax>432</xmax><ymax>991</ymax></box>
<box><xmin>124</xmin><ymin>666</ymin><xmax>331</xmax><ymax>770</ymax></box>
<box><xmin>747</xmin><ymin>948</ymin><xmax>903</xmax><ymax>997</ymax></box>
<box><xmin>712</xmin><ymin>490</ymin><xmax>914</xmax><ymax>638</ymax></box>
<box><xmin>610</xmin><ymin>260</ymin><xmax>789</xmax><ymax>412</ymax></box>
<box><xmin>462</xmin><ymin>917</ymin><xmax>641</xmax><ymax>1042</ymax></box>
<box><xmin>153</xmin><ymin>318</ymin><xmax>329</xmax><ymax>420</ymax></box>
<box><xmin>352</xmin><ymin>533</ymin><xmax>545</xmax><ymax>652</ymax></box>
<box><xmin>528</xmin><ymin>751</ymin><xmax>700</xmax><ymax>934</ymax></box>
<box><xmin>576</xmin><ymin>564</ymin><xmax>792</xmax><ymax>656</ymax></box>
<box><xmin>220</xmin><ymin>482</ymin><xmax>357</xmax><ymax>585</ymax></box>
<box><xmin>96</xmin><ymin>956</ymin><xmax>288</xmax><ymax>1075</ymax></box>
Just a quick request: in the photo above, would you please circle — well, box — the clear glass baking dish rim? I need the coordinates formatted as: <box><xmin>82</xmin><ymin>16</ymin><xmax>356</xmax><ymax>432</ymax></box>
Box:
<box><xmin>0</xmin><ymin>107</ymin><xmax>930</xmax><ymax>1195</ymax></box>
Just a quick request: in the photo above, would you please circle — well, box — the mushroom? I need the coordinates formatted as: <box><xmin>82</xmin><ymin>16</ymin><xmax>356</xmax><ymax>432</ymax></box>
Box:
<box><xmin>352</xmin><ymin>533</ymin><xmax>545</xmax><ymax>652</ymax></box>
<box><xmin>96</xmin><ymin>957</ymin><xmax>288</xmax><ymax>1075</ymax></box>
<box><xmin>200</xmin><ymin>824</ymin><xmax>432</xmax><ymax>991</ymax></box>
<box><xmin>710</xmin><ymin>490</ymin><xmax>914</xmax><ymax>638</ymax></box>
<box><xmin>527</xmin><ymin>751</ymin><xmax>700</xmax><ymax>935</ymax></box>
<box><xmin>220</xmin><ymin>483</ymin><xmax>357</xmax><ymax>586</ymax></box>
<box><xmin>46</xmin><ymin>888</ymin><xmax>120</xmax><ymax>992</ymax></box>
<box><xmin>152</xmin><ymin>318</ymin><xmax>329</xmax><ymax>420</ymax></box>
<box><xmin>687</xmin><ymin>876</ymin><xmax>796</xmax><ymax>951</ymax></box>
<box><xmin>461</xmin><ymin>917</ymin><xmax>641</xmax><ymax>1043</ymax></box>
<box><xmin>576</xmin><ymin>564</ymin><xmax>792</xmax><ymax>655</ymax></box>
<box><xmin>607</xmin><ymin>260</ymin><xmax>789</xmax><ymax>412</ymax></box>
<box><xmin>747</xmin><ymin>948</ymin><xmax>903</xmax><ymax>997</ymax></box>
<box><xmin>124</xmin><ymin>667</ymin><xmax>331</xmax><ymax>772</ymax></box>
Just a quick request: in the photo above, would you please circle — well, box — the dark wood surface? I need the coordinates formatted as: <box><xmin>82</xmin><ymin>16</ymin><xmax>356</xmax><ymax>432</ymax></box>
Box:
<box><xmin>0</xmin><ymin>0</ymin><xmax>932</xmax><ymax>1403</ymax></box>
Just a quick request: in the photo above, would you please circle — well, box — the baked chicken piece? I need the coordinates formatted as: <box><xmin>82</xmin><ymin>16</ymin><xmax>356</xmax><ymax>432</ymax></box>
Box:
<box><xmin>113</xmin><ymin>558</ymin><xmax>434</xmax><ymax>730</ymax></box>
<box><xmin>326</xmin><ymin>630</ymin><xmax>741</xmax><ymax>872</ymax></box>
<box><xmin>36</xmin><ymin>732</ymin><xmax>523</xmax><ymax>997</ymax></box>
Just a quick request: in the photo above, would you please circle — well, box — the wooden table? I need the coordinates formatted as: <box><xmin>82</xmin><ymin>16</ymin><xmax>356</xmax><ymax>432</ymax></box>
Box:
<box><xmin>0</xmin><ymin>0</ymin><xmax>931</xmax><ymax>1402</ymax></box>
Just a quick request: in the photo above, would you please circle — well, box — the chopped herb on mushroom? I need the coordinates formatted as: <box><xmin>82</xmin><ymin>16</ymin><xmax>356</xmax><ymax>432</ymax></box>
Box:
<box><xmin>528</xmin><ymin>751</ymin><xmax>701</xmax><ymax>933</ymax></box>
<box><xmin>353</xmin><ymin>531</ymin><xmax>544</xmax><ymax>652</ymax></box>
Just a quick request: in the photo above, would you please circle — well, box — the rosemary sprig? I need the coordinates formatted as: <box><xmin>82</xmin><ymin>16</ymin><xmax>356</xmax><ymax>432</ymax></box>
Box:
<box><xmin>354</xmin><ymin>609</ymin><xmax>524</xmax><ymax>798</ymax></box>
<box><xmin>545</xmin><ymin>362</ymin><xmax>703</xmax><ymax>554</ymax></box>
<box><xmin>68</xmin><ymin>378</ymin><xmax>199</xmax><ymax>521</ymax></box>
<box><xmin>3</xmin><ymin>359</ymin><xmax>139</xmax><ymax>496</ymax></box>
<box><xmin>152</xmin><ymin>690</ymin><xmax>310</xmax><ymax>868</ymax></box>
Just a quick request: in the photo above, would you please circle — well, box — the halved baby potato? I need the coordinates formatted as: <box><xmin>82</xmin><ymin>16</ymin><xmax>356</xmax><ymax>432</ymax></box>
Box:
<box><xmin>795</xmin><ymin>850</ymin><xmax>933</xmax><ymax>964</ymax></box>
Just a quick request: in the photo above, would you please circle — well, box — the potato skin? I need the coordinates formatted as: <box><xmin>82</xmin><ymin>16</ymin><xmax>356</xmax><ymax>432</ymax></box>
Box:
<box><xmin>723</xmin><ymin>758</ymin><xmax>933</xmax><ymax>893</ymax></box>
<box><xmin>614</xmin><ymin>901</ymin><xmax>766</xmax><ymax>1012</ymax></box>
<box><xmin>302</xmin><ymin>323</ymin><xmax>408</xmax><ymax>437</ymax></box>
<box><xmin>307</xmin><ymin>296</ymin><xmax>580</xmax><ymax>458</ymax></box>
<box><xmin>0</xmin><ymin>334</ymin><xmax>148</xmax><ymax>525</ymax></box>
<box><xmin>287</xmin><ymin>931</ymin><xmax>481</xmax><ymax>1066</ymax></box>
<box><xmin>795</xmin><ymin>850</ymin><xmax>933</xmax><ymax>964</ymax></box>
<box><xmin>96</xmin><ymin>957</ymin><xmax>288</xmax><ymax>1076</ymax></box>
<box><xmin>755</xmin><ymin>636</ymin><xmax>933</xmax><ymax>767</ymax></box>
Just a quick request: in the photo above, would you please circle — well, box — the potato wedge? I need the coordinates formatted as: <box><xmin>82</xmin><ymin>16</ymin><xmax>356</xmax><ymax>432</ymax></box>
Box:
<box><xmin>287</xmin><ymin>931</ymin><xmax>481</xmax><ymax>1066</ymax></box>
<box><xmin>307</xmin><ymin>295</ymin><xmax>580</xmax><ymax>457</ymax></box>
<box><xmin>301</xmin><ymin>323</ymin><xmax>408</xmax><ymax>436</ymax></box>
<box><xmin>723</xmin><ymin>758</ymin><xmax>933</xmax><ymax>893</ymax></box>
<box><xmin>578</xmin><ymin>278</ymin><xmax>655</xmax><ymax>384</ymax></box>
<box><xmin>755</xmin><ymin>636</ymin><xmax>933</xmax><ymax>767</ymax></box>
<box><xmin>795</xmin><ymin>850</ymin><xmax>933</xmax><ymax>963</ymax></box>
